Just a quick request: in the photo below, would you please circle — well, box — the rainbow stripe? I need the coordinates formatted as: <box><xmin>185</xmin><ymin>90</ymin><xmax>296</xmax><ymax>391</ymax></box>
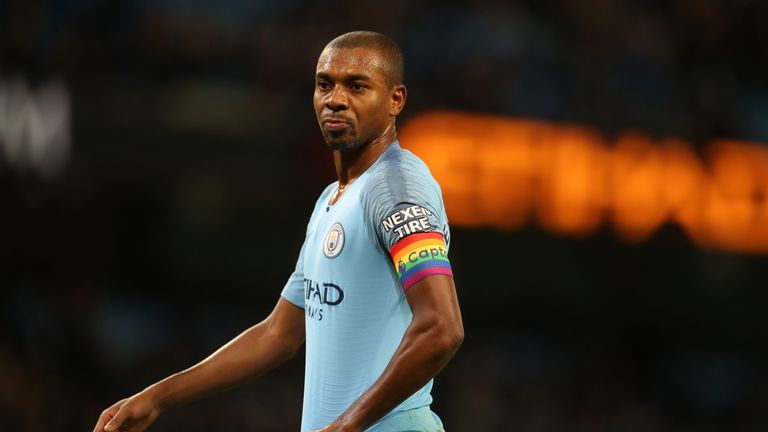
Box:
<box><xmin>390</xmin><ymin>232</ymin><xmax>453</xmax><ymax>291</ymax></box>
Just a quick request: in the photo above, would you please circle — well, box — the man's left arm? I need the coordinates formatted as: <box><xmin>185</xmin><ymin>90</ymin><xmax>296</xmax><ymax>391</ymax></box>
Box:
<box><xmin>319</xmin><ymin>274</ymin><xmax>464</xmax><ymax>432</ymax></box>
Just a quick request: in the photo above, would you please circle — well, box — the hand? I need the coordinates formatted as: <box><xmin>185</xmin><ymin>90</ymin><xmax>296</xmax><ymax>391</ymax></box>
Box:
<box><xmin>93</xmin><ymin>391</ymin><xmax>161</xmax><ymax>432</ymax></box>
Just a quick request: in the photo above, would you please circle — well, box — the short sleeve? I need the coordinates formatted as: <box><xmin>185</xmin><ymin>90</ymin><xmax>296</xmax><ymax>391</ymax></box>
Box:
<box><xmin>280</xmin><ymin>238</ymin><xmax>307</xmax><ymax>309</ymax></box>
<box><xmin>361</xmin><ymin>148</ymin><xmax>453</xmax><ymax>292</ymax></box>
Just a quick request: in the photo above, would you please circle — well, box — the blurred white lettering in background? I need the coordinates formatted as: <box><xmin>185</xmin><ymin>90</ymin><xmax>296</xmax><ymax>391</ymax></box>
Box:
<box><xmin>0</xmin><ymin>77</ymin><xmax>71</xmax><ymax>178</ymax></box>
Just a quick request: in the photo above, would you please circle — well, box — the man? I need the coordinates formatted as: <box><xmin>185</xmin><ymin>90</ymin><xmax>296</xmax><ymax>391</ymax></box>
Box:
<box><xmin>93</xmin><ymin>31</ymin><xmax>463</xmax><ymax>432</ymax></box>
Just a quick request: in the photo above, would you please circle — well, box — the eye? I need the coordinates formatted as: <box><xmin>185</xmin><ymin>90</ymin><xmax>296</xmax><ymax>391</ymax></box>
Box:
<box><xmin>351</xmin><ymin>83</ymin><xmax>365</xmax><ymax>91</ymax></box>
<box><xmin>317</xmin><ymin>81</ymin><xmax>331</xmax><ymax>90</ymax></box>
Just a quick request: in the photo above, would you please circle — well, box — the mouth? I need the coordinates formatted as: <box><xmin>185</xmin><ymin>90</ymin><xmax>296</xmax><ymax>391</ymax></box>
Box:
<box><xmin>323</xmin><ymin>118</ymin><xmax>351</xmax><ymax>132</ymax></box>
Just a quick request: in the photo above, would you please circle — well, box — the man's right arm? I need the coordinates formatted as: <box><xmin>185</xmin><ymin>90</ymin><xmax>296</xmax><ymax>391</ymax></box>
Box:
<box><xmin>93</xmin><ymin>297</ymin><xmax>305</xmax><ymax>432</ymax></box>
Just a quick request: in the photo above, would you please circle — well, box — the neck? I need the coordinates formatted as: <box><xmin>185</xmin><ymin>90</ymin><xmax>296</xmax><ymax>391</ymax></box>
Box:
<box><xmin>333</xmin><ymin>124</ymin><xmax>396</xmax><ymax>187</ymax></box>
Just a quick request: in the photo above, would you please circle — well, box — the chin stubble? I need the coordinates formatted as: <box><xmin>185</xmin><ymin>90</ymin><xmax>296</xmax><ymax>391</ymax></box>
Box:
<box><xmin>327</xmin><ymin>139</ymin><xmax>366</xmax><ymax>152</ymax></box>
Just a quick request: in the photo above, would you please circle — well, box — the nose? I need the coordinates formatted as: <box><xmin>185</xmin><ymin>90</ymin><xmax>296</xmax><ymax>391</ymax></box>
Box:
<box><xmin>326</xmin><ymin>85</ymin><xmax>349</xmax><ymax>112</ymax></box>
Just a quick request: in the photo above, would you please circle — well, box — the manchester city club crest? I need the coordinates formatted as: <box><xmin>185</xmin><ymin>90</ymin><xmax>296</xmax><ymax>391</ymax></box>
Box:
<box><xmin>323</xmin><ymin>222</ymin><xmax>345</xmax><ymax>259</ymax></box>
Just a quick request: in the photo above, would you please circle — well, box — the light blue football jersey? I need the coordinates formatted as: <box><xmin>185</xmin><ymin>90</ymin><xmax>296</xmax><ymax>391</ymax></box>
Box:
<box><xmin>281</xmin><ymin>141</ymin><xmax>452</xmax><ymax>431</ymax></box>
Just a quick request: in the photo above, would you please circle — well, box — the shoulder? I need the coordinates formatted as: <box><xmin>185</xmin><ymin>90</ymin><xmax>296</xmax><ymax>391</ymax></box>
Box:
<box><xmin>359</xmin><ymin>143</ymin><xmax>448</xmax><ymax>251</ymax></box>
<box><xmin>369</xmin><ymin>144</ymin><xmax>436</xmax><ymax>183</ymax></box>
<box><xmin>362</xmin><ymin>143</ymin><xmax>442</xmax><ymax>208</ymax></box>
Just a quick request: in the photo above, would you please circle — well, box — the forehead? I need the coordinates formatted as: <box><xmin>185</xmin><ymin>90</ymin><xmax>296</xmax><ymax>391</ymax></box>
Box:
<box><xmin>316</xmin><ymin>47</ymin><xmax>388</xmax><ymax>80</ymax></box>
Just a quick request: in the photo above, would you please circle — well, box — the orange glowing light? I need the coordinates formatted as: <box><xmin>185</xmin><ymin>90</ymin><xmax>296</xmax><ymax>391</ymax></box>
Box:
<box><xmin>400</xmin><ymin>111</ymin><xmax>768</xmax><ymax>254</ymax></box>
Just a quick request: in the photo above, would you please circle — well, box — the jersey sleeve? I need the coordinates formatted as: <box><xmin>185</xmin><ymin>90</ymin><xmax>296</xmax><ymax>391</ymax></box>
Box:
<box><xmin>362</xmin><ymin>160</ymin><xmax>453</xmax><ymax>292</ymax></box>
<box><xmin>280</xmin><ymin>237</ymin><xmax>307</xmax><ymax>309</ymax></box>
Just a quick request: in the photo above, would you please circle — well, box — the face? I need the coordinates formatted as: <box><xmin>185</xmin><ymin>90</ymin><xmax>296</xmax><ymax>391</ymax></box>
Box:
<box><xmin>314</xmin><ymin>47</ymin><xmax>404</xmax><ymax>151</ymax></box>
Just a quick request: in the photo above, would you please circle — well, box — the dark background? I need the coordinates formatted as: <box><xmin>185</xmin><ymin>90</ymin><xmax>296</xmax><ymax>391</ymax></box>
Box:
<box><xmin>2</xmin><ymin>0</ymin><xmax>768</xmax><ymax>431</ymax></box>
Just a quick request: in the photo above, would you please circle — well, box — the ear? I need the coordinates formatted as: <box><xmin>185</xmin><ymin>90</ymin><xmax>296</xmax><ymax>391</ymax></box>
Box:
<box><xmin>389</xmin><ymin>84</ymin><xmax>407</xmax><ymax>116</ymax></box>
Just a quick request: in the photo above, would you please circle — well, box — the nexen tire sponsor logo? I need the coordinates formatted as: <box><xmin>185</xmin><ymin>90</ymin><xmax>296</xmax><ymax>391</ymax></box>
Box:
<box><xmin>381</xmin><ymin>205</ymin><xmax>434</xmax><ymax>239</ymax></box>
<box><xmin>304</xmin><ymin>278</ymin><xmax>344</xmax><ymax>321</ymax></box>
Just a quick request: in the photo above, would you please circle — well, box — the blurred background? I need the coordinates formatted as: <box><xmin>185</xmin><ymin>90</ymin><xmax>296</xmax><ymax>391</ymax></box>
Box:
<box><xmin>2</xmin><ymin>0</ymin><xmax>768</xmax><ymax>431</ymax></box>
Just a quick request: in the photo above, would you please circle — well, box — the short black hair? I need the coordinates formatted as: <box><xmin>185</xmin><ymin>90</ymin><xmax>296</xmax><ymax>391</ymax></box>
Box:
<box><xmin>324</xmin><ymin>31</ymin><xmax>404</xmax><ymax>87</ymax></box>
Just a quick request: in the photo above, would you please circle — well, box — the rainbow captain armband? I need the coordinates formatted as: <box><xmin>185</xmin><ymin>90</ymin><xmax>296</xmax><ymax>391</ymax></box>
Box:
<box><xmin>390</xmin><ymin>232</ymin><xmax>453</xmax><ymax>291</ymax></box>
